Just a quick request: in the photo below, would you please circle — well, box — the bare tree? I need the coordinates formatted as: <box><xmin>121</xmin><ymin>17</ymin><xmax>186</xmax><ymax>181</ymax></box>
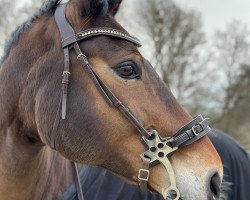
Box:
<box><xmin>0</xmin><ymin>0</ymin><xmax>15</xmax><ymax>47</ymax></box>
<box><xmin>126</xmin><ymin>0</ymin><xmax>221</xmax><ymax>116</ymax></box>
<box><xmin>213</xmin><ymin>20</ymin><xmax>250</xmax><ymax>132</ymax></box>
<box><xmin>216</xmin><ymin>64</ymin><xmax>250</xmax><ymax>146</ymax></box>
<box><xmin>0</xmin><ymin>0</ymin><xmax>43</xmax><ymax>54</ymax></box>
<box><xmin>136</xmin><ymin>0</ymin><xmax>205</xmax><ymax>85</ymax></box>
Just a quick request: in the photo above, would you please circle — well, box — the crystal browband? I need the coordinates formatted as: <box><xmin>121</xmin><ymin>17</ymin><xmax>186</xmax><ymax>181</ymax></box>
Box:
<box><xmin>61</xmin><ymin>27</ymin><xmax>142</xmax><ymax>48</ymax></box>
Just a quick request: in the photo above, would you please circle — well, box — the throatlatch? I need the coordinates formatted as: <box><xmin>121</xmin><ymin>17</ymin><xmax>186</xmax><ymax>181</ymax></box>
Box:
<box><xmin>54</xmin><ymin>4</ymin><xmax>212</xmax><ymax>200</ymax></box>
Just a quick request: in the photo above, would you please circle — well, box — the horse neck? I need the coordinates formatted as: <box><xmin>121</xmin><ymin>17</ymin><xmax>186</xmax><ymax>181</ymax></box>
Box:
<box><xmin>0</xmin><ymin>119</ymin><xmax>74</xmax><ymax>200</ymax></box>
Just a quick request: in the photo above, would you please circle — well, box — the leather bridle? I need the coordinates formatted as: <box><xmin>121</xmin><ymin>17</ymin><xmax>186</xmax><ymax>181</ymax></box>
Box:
<box><xmin>53</xmin><ymin>4</ymin><xmax>212</xmax><ymax>200</ymax></box>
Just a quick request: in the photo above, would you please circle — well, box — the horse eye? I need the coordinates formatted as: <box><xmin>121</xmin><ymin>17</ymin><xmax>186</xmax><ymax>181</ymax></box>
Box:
<box><xmin>120</xmin><ymin>65</ymin><xmax>134</xmax><ymax>76</ymax></box>
<box><xmin>115</xmin><ymin>61</ymin><xmax>141</xmax><ymax>79</ymax></box>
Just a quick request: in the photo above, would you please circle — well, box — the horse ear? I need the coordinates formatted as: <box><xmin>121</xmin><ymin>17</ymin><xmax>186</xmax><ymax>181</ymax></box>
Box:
<box><xmin>81</xmin><ymin>0</ymin><xmax>109</xmax><ymax>16</ymax></box>
<box><xmin>108</xmin><ymin>0</ymin><xmax>122</xmax><ymax>16</ymax></box>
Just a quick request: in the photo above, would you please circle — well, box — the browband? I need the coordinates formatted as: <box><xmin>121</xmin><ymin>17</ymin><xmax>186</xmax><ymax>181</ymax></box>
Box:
<box><xmin>62</xmin><ymin>27</ymin><xmax>142</xmax><ymax>48</ymax></box>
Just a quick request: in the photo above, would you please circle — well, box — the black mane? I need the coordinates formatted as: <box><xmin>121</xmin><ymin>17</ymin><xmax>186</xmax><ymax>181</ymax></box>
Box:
<box><xmin>0</xmin><ymin>0</ymin><xmax>61</xmax><ymax>64</ymax></box>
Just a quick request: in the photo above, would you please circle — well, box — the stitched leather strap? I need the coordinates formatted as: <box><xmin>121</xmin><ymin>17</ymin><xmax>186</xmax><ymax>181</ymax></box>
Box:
<box><xmin>138</xmin><ymin>158</ymin><xmax>150</xmax><ymax>192</ymax></box>
<box><xmin>54</xmin><ymin>4</ymin><xmax>75</xmax><ymax>119</ymax></box>
<box><xmin>55</xmin><ymin>5</ymin><xmax>85</xmax><ymax>200</ymax></box>
<box><xmin>61</xmin><ymin>48</ymin><xmax>70</xmax><ymax>119</ymax></box>
<box><xmin>169</xmin><ymin>115</ymin><xmax>211</xmax><ymax>148</ymax></box>
<box><xmin>73</xmin><ymin>43</ymin><xmax>151</xmax><ymax>139</ymax></box>
<box><xmin>54</xmin><ymin>4</ymin><xmax>75</xmax><ymax>41</ymax></box>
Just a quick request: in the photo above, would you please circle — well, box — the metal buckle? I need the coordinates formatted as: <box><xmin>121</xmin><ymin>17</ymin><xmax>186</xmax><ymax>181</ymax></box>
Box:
<box><xmin>138</xmin><ymin>169</ymin><xmax>149</xmax><ymax>181</ymax></box>
<box><xmin>192</xmin><ymin>125</ymin><xmax>199</xmax><ymax>136</ymax></box>
<box><xmin>77</xmin><ymin>53</ymin><xmax>86</xmax><ymax>60</ymax></box>
<box><xmin>62</xmin><ymin>71</ymin><xmax>71</xmax><ymax>76</ymax></box>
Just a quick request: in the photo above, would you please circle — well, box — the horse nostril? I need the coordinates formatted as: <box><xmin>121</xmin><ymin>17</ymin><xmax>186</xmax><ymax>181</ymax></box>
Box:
<box><xmin>209</xmin><ymin>171</ymin><xmax>221</xmax><ymax>199</ymax></box>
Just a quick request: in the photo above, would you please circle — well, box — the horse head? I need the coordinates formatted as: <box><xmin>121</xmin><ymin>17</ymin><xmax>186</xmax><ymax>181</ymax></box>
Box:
<box><xmin>0</xmin><ymin>0</ymin><xmax>223</xmax><ymax>199</ymax></box>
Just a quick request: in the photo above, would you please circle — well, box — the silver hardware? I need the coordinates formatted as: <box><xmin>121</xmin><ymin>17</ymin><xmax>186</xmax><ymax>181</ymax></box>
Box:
<box><xmin>77</xmin><ymin>53</ymin><xmax>85</xmax><ymax>60</ymax></box>
<box><xmin>138</xmin><ymin>169</ymin><xmax>150</xmax><ymax>181</ymax></box>
<box><xmin>76</xmin><ymin>28</ymin><xmax>142</xmax><ymax>47</ymax></box>
<box><xmin>62</xmin><ymin>71</ymin><xmax>71</xmax><ymax>75</ymax></box>
<box><xmin>141</xmin><ymin>130</ymin><xmax>180</xmax><ymax>200</ymax></box>
<box><xmin>192</xmin><ymin>126</ymin><xmax>199</xmax><ymax>136</ymax></box>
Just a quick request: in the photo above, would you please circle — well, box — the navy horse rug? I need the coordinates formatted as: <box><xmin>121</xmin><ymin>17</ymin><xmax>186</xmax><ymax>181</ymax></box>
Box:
<box><xmin>59</xmin><ymin>129</ymin><xmax>250</xmax><ymax>200</ymax></box>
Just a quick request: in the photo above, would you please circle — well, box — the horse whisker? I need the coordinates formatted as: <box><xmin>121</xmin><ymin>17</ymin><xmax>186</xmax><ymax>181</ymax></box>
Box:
<box><xmin>219</xmin><ymin>180</ymin><xmax>232</xmax><ymax>200</ymax></box>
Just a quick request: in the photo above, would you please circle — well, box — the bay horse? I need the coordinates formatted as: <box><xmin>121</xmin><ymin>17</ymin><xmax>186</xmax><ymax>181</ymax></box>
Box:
<box><xmin>0</xmin><ymin>0</ymin><xmax>223</xmax><ymax>199</ymax></box>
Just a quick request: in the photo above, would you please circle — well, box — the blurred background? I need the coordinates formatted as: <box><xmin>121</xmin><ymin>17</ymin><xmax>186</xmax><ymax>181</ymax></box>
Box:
<box><xmin>0</xmin><ymin>0</ymin><xmax>249</xmax><ymax>149</ymax></box>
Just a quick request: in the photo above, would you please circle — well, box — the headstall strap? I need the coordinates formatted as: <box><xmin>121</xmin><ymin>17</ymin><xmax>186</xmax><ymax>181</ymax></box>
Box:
<box><xmin>55</xmin><ymin>4</ymin><xmax>85</xmax><ymax>200</ymax></box>
<box><xmin>54</xmin><ymin>3</ymin><xmax>76</xmax><ymax>119</ymax></box>
<box><xmin>54</xmin><ymin>3</ymin><xmax>212</xmax><ymax>200</ymax></box>
<box><xmin>61</xmin><ymin>48</ymin><xmax>70</xmax><ymax>119</ymax></box>
<box><xmin>73</xmin><ymin>42</ymin><xmax>151</xmax><ymax>139</ymax></box>
<box><xmin>138</xmin><ymin>158</ymin><xmax>150</xmax><ymax>191</ymax></box>
<box><xmin>72</xmin><ymin>162</ymin><xmax>84</xmax><ymax>200</ymax></box>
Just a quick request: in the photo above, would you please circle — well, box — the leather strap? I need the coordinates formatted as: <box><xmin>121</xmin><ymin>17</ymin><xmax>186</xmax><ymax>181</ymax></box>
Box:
<box><xmin>73</xmin><ymin>43</ymin><xmax>151</xmax><ymax>139</ymax></box>
<box><xmin>61</xmin><ymin>48</ymin><xmax>70</xmax><ymax>119</ymax></box>
<box><xmin>54</xmin><ymin>4</ymin><xmax>75</xmax><ymax>119</ymax></box>
<box><xmin>169</xmin><ymin>115</ymin><xmax>211</xmax><ymax>148</ymax></box>
<box><xmin>54</xmin><ymin>4</ymin><xmax>75</xmax><ymax>41</ymax></box>
<box><xmin>55</xmin><ymin>5</ymin><xmax>85</xmax><ymax>200</ymax></box>
<box><xmin>138</xmin><ymin>158</ymin><xmax>150</xmax><ymax>192</ymax></box>
<box><xmin>72</xmin><ymin>162</ymin><xmax>84</xmax><ymax>200</ymax></box>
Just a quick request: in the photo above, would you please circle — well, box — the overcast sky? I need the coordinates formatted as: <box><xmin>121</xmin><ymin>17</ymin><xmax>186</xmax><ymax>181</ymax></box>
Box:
<box><xmin>2</xmin><ymin>0</ymin><xmax>250</xmax><ymax>57</ymax></box>
<box><xmin>17</xmin><ymin>0</ymin><xmax>250</xmax><ymax>37</ymax></box>
<box><xmin>174</xmin><ymin>0</ymin><xmax>250</xmax><ymax>36</ymax></box>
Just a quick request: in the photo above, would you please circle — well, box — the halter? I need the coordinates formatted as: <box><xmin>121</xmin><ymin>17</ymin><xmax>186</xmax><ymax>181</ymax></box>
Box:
<box><xmin>54</xmin><ymin>4</ymin><xmax>211</xmax><ymax>200</ymax></box>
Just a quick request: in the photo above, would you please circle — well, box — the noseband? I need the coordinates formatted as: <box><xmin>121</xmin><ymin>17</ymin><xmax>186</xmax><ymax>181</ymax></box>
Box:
<box><xmin>54</xmin><ymin>4</ymin><xmax>211</xmax><ymax>200</ymax></box>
